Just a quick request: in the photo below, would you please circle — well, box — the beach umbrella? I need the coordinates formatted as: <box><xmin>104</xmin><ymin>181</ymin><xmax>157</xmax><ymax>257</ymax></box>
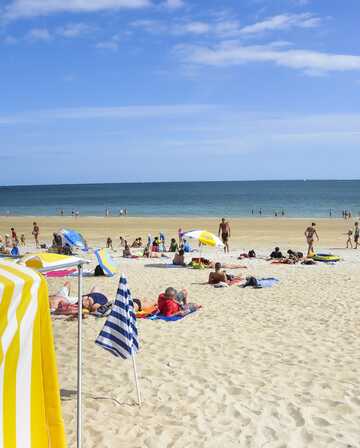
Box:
<box><xmin>0</xmin><ymin>261</ymin><xmax>67</xmax><ymax>447</ymax></box>
<box><xmin>22</xmin><ymin>252</ymin><xmax>84</xmax><ymax>269</ymax></box>
<box><xmin>95</xmin><ymin>274</ymin><xmax>141</xmax><ymax>405</ymax></box>
<box><xmin>182</xmin><ymin>230</ymin><xmax>224</xmax><ymax>248</ymax></box>
<box><xmin>94</xmin><ymin>248</ymin><xmax>119</xmax><ymax>277</ymax></box>
<box><xmin>20</xmin><ymin>252</ymin><xmax>89</xmax><ymax>448</ymax></box>
<box><xmin>60</xmin><ymin>228</ymin><xmax>88</xmax><ymax>251</ymax></box>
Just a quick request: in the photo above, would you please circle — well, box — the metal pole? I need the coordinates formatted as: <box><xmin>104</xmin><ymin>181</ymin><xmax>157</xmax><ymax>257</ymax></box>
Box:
<box><xmin>77</xmin><ymin>264</ymin><xmax>83</xmax><ymax>448</ymax></box>
<box><xmin>131</xmin><ymin>353</ymin><xmax>142</xmax><ymax>407</ymax></box>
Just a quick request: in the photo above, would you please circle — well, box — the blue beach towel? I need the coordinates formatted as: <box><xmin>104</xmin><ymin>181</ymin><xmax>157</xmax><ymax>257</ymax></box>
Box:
<box><xmin>257</xmin><ymin>277</ymin><xmax>279</xmax><ymax>288</ymax></box>
<box><xmin>147</xmin><ymin>309</ymin><xmax>199</xmax><ymax>321</ymax></box>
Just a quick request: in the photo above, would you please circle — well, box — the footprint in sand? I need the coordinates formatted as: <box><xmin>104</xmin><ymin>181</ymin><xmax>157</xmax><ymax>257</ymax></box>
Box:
<box><xmin>312</xmin><ymin>416</ymin><xmax>331</xmax><ymax>427</ymax></box>
<box><xmin>287</xmin><ymin>403</ymin><xmax>305</xmax><ymax>427</ymax></box>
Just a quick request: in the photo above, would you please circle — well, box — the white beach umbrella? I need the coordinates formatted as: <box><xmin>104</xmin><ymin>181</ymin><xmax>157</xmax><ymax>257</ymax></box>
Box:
<box><xmin>182</xmin><ymin>230</ymin><xmax>224</xmax><ymax>248</ymax></box>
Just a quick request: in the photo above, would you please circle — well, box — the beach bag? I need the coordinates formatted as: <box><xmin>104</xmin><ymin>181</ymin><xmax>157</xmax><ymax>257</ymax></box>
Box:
<box><xmin>94</xmin><ymin>265</ymin><xmax>105</xmax><ymax>276</ymax></box>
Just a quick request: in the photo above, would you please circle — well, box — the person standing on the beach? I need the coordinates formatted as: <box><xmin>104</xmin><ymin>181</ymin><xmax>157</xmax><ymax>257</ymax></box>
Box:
<box><xmin>218</xmin><ymin>218</ymin><xmax>231</xmax><ymax>253</ymax></box>
<box><xmin>345</xmin><ymin>229</ymin><xmax>353</xmax><ymax>249</ymax></box>
<box><xmin>354</xmin><ymin>222</ymin><xmax>359</xmax><ymax>249</ymax></box>
<box><xmin>304</xmin><ymin>222</ymin><xmax>319</xmax><ymax>257</ymax></box>
<box><xmin>10</xmin><ymin>227</ymin><xmax>18</xmax><ymax>244</ymax></box>
<box><xmin>178</xmin><ymin>228</ymin><xmax>183</xmax><ymax>245</ymax></box>
<box><xmin>32</xmin><ymin>222</ymin><xmax>40</xmax><ymax>248</ymax></box>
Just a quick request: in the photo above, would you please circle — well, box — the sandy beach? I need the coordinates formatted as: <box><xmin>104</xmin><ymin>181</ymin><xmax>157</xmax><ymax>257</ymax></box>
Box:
<box><xmin>1</xmin><ymin>216</ymin><xmax>359</xmax><ymax>447</ymax></box>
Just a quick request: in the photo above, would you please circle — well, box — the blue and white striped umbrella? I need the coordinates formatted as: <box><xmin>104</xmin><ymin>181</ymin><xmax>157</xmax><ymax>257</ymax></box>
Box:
<box><xmin>95</xmin><ymin>274</ymin><xmax>139</xmax><ymax>359</ymax></box>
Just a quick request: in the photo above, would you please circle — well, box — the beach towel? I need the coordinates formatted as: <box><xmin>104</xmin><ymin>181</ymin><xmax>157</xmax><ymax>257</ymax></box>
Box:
<box><xmin>242</xmin><ymin>277</ymin><xmax>279</xmax><ymax>288</ymax></box>
<box><xmin>136</xmin><ymin>305</ymin><xmax>158</xmax><ymax>318</ymax></box>
<box><xmin>257</xmin><ymin>278</ymin><xmax>279</xmax><ymax>288</ymax></box>
<box><xmin>147</xmin><ymin>308</ymin><xmax>200</xmax><ymax>321</ymax></box>
<box><xmin>45</xmin><ymin>268</ymin><xmax>77</xmax><ymax>277</ymax></box>
<box><xmin>69</xmin><ymin>269</ymin><xmax>95</xmax><ymax>277</ymax></box>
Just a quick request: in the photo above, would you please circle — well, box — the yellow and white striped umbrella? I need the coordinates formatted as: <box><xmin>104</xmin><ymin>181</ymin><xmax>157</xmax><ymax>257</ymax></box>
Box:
<box><xmin>182</xmin><ymin>230</ymin><xmax>224</xmax><ymax>247</ymax></box>
<box><xmin>0</xmin><ymin>261</ymin><xmax>67</xmax><ymax>448</ymax></box>
<box><xmin>22</xmin><ymin>252</ymin><xmax>84</xmax><ymax>270</ymax></box>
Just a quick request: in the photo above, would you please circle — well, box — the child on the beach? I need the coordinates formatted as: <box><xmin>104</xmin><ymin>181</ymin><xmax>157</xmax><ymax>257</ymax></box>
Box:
<box><xmin>346</xmin><ymin>229</ymin><xmax>353</xmax><ymax>248</ymax></box>
<box><xmin>20</xmin><ymin>234</ymin><xmax>26</xmax><ymax>246</ymax></box>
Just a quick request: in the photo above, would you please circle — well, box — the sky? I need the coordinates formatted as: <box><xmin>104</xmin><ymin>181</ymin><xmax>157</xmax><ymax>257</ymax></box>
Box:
<box><xmin>0</xmin><ymin>0</ymin><xmax>360</xmax><ymax>185</ymax></box>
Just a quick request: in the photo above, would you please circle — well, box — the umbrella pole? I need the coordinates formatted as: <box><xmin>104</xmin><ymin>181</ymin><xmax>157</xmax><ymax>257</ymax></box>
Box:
<box><xmin>131</xmin><ymin>352</ymin><xmax>142</xmax><ymax>407</ymax></box>
<box><xmin>77</xmin><ymin>265</ymin><xmax>83</xmax><ymax>448</ymax></box>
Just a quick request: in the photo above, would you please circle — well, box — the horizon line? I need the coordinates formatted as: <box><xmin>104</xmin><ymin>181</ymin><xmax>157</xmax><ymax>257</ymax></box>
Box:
<box><xmin>1</xmin><ymin>178</ymin><xmax>360</xmax><ymax>188</ymax></box>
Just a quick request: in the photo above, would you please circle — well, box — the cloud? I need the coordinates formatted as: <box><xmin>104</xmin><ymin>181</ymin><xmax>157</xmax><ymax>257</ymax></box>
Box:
<box><xmin>164</xmin><ymin>0</ymin><xmax>184</xmax><ymax>9</ymax></box>
<box><xmin>131</xmin><ymin>13</ymin><xmax>321</xmax><ymax>39</ymax></box>
<box><xmin>27</xmin><ymin>27</ymin><xmax>51</xmax><ymax>41</ymax></box>
<box><xmin>96</xmin><ymin>40</ymin><xmax>119</xmax><ymax>51</ymax></box>
<box><xmin>0</xmin><ymin>104</ymin><xmax>215</xmax><ymax>125</ymax></box>
<box><xmin>178</xmin><ymin>41</ymin><xmax>360</xmax><ymax>74</ymax></box>
<box><xmin>239</xmin><ymin>13</ymin><xmax>321</xmax><ymax>35</ymax></box>
<box><xmin>56</xmin><ymin>23</ymin><xmax>93</xmax><ymax>38</ymax></box>
<box><xmin>3</xmin><ymin>35</ymin><xmax>17</xmax><ymax>44</ymax></box>
<box><xmin>3</xmin><ymin>0</ymin><xmax>151</xmax><ymax>20</ymax></box>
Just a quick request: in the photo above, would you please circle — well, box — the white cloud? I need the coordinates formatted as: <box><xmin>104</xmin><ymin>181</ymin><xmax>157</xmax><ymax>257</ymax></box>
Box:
<box><xmin>240</xmin><ymin>13</ymin><xmax>321</xmax><ymax>35</ymax></box>
<box><xmin>27</xmin><ymin>27</ymin><xmax>51</xmax><ymax>41</ymax></box>
<box><xmin>96</xmin><ymin>40</ymin><xmax>119</xmax><ymax>51</ymax></box>
<box><xmin>0</xmin><ymin>104</ymin><xmax>214</xmax><ymax>125</ymax></box>
<box><xmin>3</xmin><ymin>0</ymin><xmax>151</xmax><ymax>20</ymax></box>
<box><xmin>3</xmin><ymin>35</ymin><xmax>17</xmax><ymax>44</ymax></box>
<box><xmin>178</xmin><ymin>41</ymin><xmax>360</xmax><ymax>74</ymax></box>
<box><xmin>131</xmin><ymin>13</ymin><xmax>321</xmax><ymax>39</ymax></box>
<box><xmin>164</xmin><ymin>0</ymin><xmax>184</xmax><ymax>9</ymax></box>
<box><xmin>179</xmin><ymin>21</ymin><xmax>210</xmax><ymax>35</ymax></box>
<box><xmin>56</xmin><ymin>23</ymin><xmax>92</xmax><ymax>38</ymax></box>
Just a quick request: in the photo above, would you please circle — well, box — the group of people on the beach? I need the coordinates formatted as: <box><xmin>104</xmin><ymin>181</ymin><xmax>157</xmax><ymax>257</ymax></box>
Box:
<box><xmin>0</xmin><ymin>222</ymin><xmax>40</xmax><ymax>256</ymax></box>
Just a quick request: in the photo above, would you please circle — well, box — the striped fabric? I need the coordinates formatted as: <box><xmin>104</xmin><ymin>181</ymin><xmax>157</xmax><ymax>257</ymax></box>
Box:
<box><xmin>0</xmin><ymin>262</ymin><xmax>67</xmax><ymax>448</ymax></box>
<box><xmin>94</xmin><ymin>249</ymin><xmax>119</xmax><ymax>277</ymax></box>
<box><xmin>95</xmin><ymin>274</ymin><xmax>139</xmax><ymax>359</ymax></box>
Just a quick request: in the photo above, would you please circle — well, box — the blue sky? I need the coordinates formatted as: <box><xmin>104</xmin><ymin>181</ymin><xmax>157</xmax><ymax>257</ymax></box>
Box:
<box><xmin>0</xmin><ymin>0</ymin><xmax>359</xmax><ymax>185</ymax></box>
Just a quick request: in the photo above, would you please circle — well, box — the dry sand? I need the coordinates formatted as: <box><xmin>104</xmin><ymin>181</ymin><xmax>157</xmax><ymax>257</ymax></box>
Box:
<box><xmin>1</xmin><ymin>217</ymin><xmax>360</xmax><ymax>447</ymax></box>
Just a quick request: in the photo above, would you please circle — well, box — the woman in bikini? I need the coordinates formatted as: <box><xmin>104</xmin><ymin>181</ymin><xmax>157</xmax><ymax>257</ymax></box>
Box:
<box><xmin>304</xmin><ymin>223</ymin><xmax>319</xmax><ymax>257</ymax></box>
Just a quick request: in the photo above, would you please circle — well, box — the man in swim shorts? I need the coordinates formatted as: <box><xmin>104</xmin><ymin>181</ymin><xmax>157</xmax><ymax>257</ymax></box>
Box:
<box><xmin>354</xmin><ymin>222</ymin><xmax>359</xmax><ymax>249</ymax></box>
<box><xmin>218</xmin><ymin>218</ymin><xmax>231</xmax><ymax>253</ymax></box>
<box><xmin>304</xmin><ymin>222</ymin><xmax>319</xmax><ymax>257</ymax></box>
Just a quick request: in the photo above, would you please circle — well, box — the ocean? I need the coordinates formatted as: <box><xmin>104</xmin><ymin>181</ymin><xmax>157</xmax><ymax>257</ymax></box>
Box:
<box><xmin>0</xmin><ymin>180</ymin><xmax>359</xmax><ymax>218</ymax></box>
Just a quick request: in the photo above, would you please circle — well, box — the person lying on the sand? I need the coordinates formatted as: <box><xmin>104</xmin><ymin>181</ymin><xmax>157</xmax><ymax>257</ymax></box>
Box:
<box><xmin>238</xmin><ymin>249</ymin><xmax>256</xmax><ymax>259</ymax></box>
<box><xmin>157</xmin><ymin>287</ymin><xmax>200</xmax><ymax>317</ymax></box>
<box><xmin>50</xmin><ymin>282</ymin><xmax>109</xmax><ymax>313</ymax></box>
<box><xmin>287</xmin><ymin>249</ymin><xmax>304</xmax><ymax>262</ymax></box>
<box><xmin>191</xmin><ymin>257</ymin><xmax>246</xmax><ymax>269</ymax></box>
<box><xmin>208</xmin><ymin>262</ymin><xmax>242</xmax><ymax>285</ymax></box>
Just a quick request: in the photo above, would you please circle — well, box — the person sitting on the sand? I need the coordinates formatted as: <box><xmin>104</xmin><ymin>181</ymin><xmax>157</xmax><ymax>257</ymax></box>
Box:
<box><xmin>49</xmin><ymin>283</ymin><xmax>109</xmax><ymax>313</ymax></box>
<box><xmin>123</xmin><ymin>240</ymin><xmax>131</xmax><ymax>257</ymax></box>
<box><xmin>287</xmin><ymin>249</ymin><xmax>303</xmax><ymax>261</ymax></box>
<box><xmin>106</xmin><ymin>237</ymin><xmax>113</xmax><ymax>250</ymax></box>
<box><xmin>152</xmin><ymin>237</ymin><xmax>160</xmax><ymax>252</ymax></box>
<box><xmin>173</xmin><ymin>249</ymin><xmax>186</xmax><ymax>266</ymax></box>
<box><xmin>208</xmin><ymin>262</ymin><xmax>228</xmax><ymax>284</ymax></box>
<box><xmin>157</xmin><ymin>287</ymin><xmax>200</xmax><ymax>317</ymax></box>
<box><xmin>131</xmin><ymin>237</ymin><xmax>142</xmax><ymax>248</ymax></box>
<box><xmin>269</xmin><ymin>247</ymin><xmax>284</xmax><ymax>259</ymax></box>
<box><xmin>169</xmin><ymin>238</ymin><xmax>178</xmax><ymax>252</ymax></box>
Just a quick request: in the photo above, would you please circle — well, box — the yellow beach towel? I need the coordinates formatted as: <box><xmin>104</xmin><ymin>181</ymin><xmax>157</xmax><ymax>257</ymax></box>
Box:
<box><xmin>0</xmin><ymin>262</ymin><xmax>67</xmax><ymax>448</ymax></box>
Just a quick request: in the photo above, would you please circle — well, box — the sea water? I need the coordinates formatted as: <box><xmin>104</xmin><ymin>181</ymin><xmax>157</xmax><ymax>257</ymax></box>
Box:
<box><xmin>0</xmin><ymin>180</ymin><xmax>359</xmax><ymax>217</ymax></box>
